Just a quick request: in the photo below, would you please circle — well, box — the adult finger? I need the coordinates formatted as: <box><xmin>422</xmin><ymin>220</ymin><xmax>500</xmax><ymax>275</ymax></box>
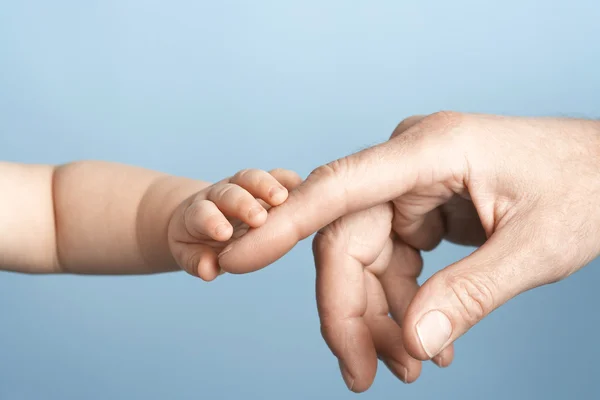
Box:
<box><xmin>363</xmin><ymin>266</ymin><xmax>423</xmax><ymax>384</ymax></box>
<box><xmin>314</xmin><ymin>204</ymin><xmax>394</xmax><ymax>392</ymax></box>
<box><xmin>219</xmin><ymin>112</ymin><xmax>468</xmax><ymax>273</ymax></box>
<box><xmin>379</xmin><ymin>239</ymin><xmax>455</xmax><ymax>368</ymax></box>
<box><xmin>392</xmin><ymin>193</ymin><xmax>448</xmax><ymax>251</ymax></box>
<box><xmin>314</xmin><ymin>230</ymin><xmax>376</xmax><ymax>393</ymax></box>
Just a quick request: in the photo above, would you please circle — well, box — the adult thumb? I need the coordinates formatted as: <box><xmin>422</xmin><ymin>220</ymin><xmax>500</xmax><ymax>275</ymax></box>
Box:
<box><xmin>402</xmin><ymin>224</ymin><xmax>544</xmax><ymax>361</ymax></box>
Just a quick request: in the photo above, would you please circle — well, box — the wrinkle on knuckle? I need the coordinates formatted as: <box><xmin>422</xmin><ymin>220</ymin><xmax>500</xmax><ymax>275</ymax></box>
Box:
<box><xmin>312</xmin><ymin>226</ymin><xmax>348</xmax><ymax>275</ymax></box>
<box><xmin>308</xmin><ymin>161</ymin><xmax>345</xmax><ymax>191</ymax></box>
<box><xmin>184</xmin><ymin>251</ymin><xmax>200</xmax><ymax>276</ymax></box>
<box><xmin>233</xmin><ymin>168</ymin><xmax>252</xmax><ymax>180</ymax></box>
<box><xmin>216</xmin><ymin>183</ymin><xmax>237</xmax><ymax>201</ymax></box>
<box><xmin>308</xmin><ymin>163</ymin><xmax>337</xmax><ymax>181</ymax></box>
<box><xmin>268</xmin><ymin>167</ymin><xmax>287</xmax><ymax>178</ymax></box>
<box><xmin>306</xmin><ymin>163</ymin><xmax>348</xmax><ymax>213</ymax></box>
<box><xmin>344</xmin><ymin>247</ymin><xmax>370</xmax><ymax>269</ymax></box>
<box><xmin>184</xmin><ymin>203</ymin><xmax>201</xmax><ymax>225</ymax></box>
<box><xmin>315</xmin><ymin>221</ymin><xmax>376</xmax><ymax>268</ymax></box>
<box><xmin>445</xmin><ymin>273</ymin><xmax>495</xmax><ymax>326</ymax></box>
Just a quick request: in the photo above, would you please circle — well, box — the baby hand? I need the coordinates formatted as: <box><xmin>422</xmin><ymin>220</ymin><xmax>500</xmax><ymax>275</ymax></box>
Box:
<box><xmin>167</xmin><ymin>168</ymin><xmax>301</xmax><ymax>281</ymax></box>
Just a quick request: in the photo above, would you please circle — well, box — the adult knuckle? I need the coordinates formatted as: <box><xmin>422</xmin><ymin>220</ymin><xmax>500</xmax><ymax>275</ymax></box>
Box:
<box><xmin>424</xmin><ymin>110</ymin><xmax>467</xmax><ymax>130</ymax></box>
<box><xmin>308</xmin><ymin>161</ymin><xmax>348</xmax><ymax>204</ymax></box>
<box><xmin>319</xmin><ymin>319</ymin><xmax>336</xmax><ymax>344</ymax></box>
<box><xmin>309</xmin><ymin>162</ymin><xmax>339</xmax><ymax>182</ymax></box>
<box><xmin>312</xmin><ymin>228</ymin><xmax>341</xmax><ymax>269</ymax></box>
<box><xmin>445</xmin><ymin>272</ymin><xmax>495</xmax><ymax>326</ymax></box>
<box><xmin>319</xmin><ymin>315</ymin><xmax>348</xmax><ymax>345</ymax></box>
<box><xmin>316</xmin><ymin>155</ymin><xmax>355</xmax><ymax>178</ymax></box>
<box><xmin>392</xmin><ymin>118</ymin><xmax>414</xmax><ymax>137</ymax></box>
<box><xmin>525</xmin><ymin>214</ymin><xmax>576</xmax><ymax>284</ymax></box>
<box><xmin>537</xmin><ymin>240</ymin><xmax>574</xmax><ymax>284</ymax></box>
<box><xmin>392</xmin><ymin>114</ymin><xmax>425</xmax><ymax>137</ymax></box>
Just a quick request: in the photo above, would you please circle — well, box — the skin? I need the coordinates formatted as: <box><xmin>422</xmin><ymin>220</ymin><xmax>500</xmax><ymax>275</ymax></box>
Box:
<box><xmin>218</xmin><ymin>112</ymin><xmax>600</xmax><ymax>392</ymax></box>
<box><xmin>0</xmin><ymin>160</ymin><xmax>301</xmax><ymax>281</ymax></box>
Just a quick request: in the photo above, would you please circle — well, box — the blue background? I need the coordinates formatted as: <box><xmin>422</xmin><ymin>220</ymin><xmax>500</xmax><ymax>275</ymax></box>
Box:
<box><xmin>1</xmin><ymin>1</ymin><xmax>599</xmax><ymax>399</ymax></box>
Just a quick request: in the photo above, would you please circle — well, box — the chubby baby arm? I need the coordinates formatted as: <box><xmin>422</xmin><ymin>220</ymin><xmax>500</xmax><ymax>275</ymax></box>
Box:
<box><xmin>0</xmin><ymin>161</ymin><xmax>300</xmax><ymax>276</ymax></box>
<box><xmin>0</xmin><ymin>160</ymin><xmax>210</xmax><ymax>274</ymax></box>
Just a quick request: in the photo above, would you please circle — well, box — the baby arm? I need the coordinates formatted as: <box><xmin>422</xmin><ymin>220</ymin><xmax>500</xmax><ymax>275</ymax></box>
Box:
<box><xmin>0</xmin><ymin>161</ymin><xmax>300</xmax><ymax>276</ymax></box>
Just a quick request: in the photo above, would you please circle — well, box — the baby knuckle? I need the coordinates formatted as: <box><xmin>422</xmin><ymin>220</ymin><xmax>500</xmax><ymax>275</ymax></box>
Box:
<box><xmin>184</xmin><ymin>251</ymin><xmax>201</xmax><ymax>277</ymax></box>
<box><xmin>233</xmin><ymin>168</ymin><xmax>255</xmax><ymax>181</ymax></box>
<box><xmin>184</xmin><ymin>202</ymin><xmax>202</xmax><ymax>223</ymax></box>
<box><xmin>216</xmin><ymin>183</ymin><xmax>238</xmax><ymax>200</ymax></box>
<box><xmin>268</xmin><ymin>167</ymin><xmax>286</xmax><ymax>176</ymax></box>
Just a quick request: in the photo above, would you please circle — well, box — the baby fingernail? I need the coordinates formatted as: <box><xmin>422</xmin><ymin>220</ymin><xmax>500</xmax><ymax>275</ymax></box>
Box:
<box><xmin>381</xmin><ymin>358</ymin><xmax>410</xmax><ymax>383</ymax></box>
<box><xmin>215</xmin><ymin>224</ymin><xmax>230</xmax><ymax>237</ymax></box>
<box><xmin>248</xmin><ymin>206</ymin><xmax>264</xmax><ymax>219</ymax></box>
<box><xmin>416</xmin><ymin>310</ymin><xmax>452</xmax><ymax>358</ymax></box>
<box><xmin>269</xmin><ymin>186</ymin><xmax>285</xmax><ymax>199</ymax></box>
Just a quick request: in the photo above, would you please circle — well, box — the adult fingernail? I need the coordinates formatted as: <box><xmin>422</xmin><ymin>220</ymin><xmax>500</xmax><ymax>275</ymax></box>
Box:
<box><xmin>338</xmin><ymin>360</ymin><xmax>354</xmax><ymax>391</ymax></box>
<box><xmin>248</xmin><ymin>206</ymin><xmax>264</xmax><ymax>219</ymax></box>
<box><xmin>416</xmin><ymin>310</ymin><xmax>452</xmax><ymax>358</ymax></box>
<box><xmin>381</xmin><ymin>358</ymin><xmax>410</xmax><ymax>383</ymax></box>
<box><xmin>433</xmin><ymin>354</ymin><xmax>445</xmax><ymax>368</ymax></box>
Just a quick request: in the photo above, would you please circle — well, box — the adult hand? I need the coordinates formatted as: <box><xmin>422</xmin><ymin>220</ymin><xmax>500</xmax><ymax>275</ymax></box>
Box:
<box><xmin>218</xmin><ymin>112</ymin><xmax>600</xmax><ymax>391</ymax></box>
